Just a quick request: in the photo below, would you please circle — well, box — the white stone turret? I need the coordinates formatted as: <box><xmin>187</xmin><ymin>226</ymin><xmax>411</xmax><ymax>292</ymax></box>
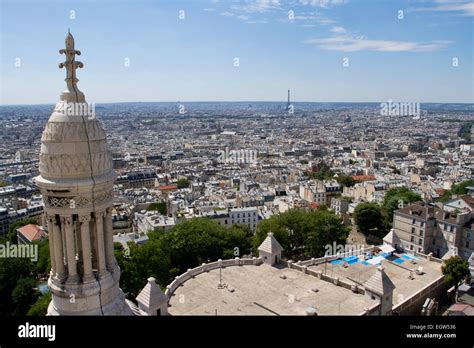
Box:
<box><xmin>36</xmin><ymin>31</ymin><xmax>132</xmax><ymax>315</ymax></box>
<box><xmin>136</xmin><ymin>277</ymin><xmax>168</xmax><ymax>316</ymax></box>
<box><xmin>258</xmin><ymin>232</ymin><xmax>283</xmax><ymax>266</ymax></box>
<box><xmin>363</xmin><ymin>266</ymin><xmax>395</xmax><ymax>316</ymax></box>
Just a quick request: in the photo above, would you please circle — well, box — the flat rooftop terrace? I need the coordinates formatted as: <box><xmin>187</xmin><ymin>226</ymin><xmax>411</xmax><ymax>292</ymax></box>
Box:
<box><xmin>309</xmin><ymin>253</ymin><xmax>443</xmax><ymax>305</ymax></box>
<box><xmin>168</xmin><ymin>263</ymin><xmax>377</xmax><ymax>315</ymax></box>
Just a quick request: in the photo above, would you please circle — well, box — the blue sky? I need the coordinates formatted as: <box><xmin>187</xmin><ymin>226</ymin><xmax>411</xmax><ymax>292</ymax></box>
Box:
<box><xmin>1</xmin><ymin>0</ymin><xmax>473</xmax><ymax>104</ymax></box>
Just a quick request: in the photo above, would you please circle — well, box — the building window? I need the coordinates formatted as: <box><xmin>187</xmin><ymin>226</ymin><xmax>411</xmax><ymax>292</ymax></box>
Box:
<box><xmin>418</xmin><ymin>239</ymin><xmax>422</xmax><ymax>245</ymax></box>
<box><xmin>420</xmin><ymin>221</ymin><xmax>424</xmax><ymax>227</ymax></box>
<box><xmin>466</xmin><ymin>241</ymin><xmax>470</xmax><ymax>248</ymax></box>
<box><xmin>411</xmin><ymin>227</ymin><xmax>415</xmax><ymax>234</ymax></box>
<box><xmin>411</xmin><ymin>236</ymin><xmax>415</xmax><ymax>242</ymax></box>
<box><xmin>450</xmin><ymin>226</ymin><xmax>454</xmax><ymax>232</ymax></box>
<box><xmin>419</xmin><ymin>230</ymin><xmax>423</xmax><ymax>236</ymax></box>
<box><xmin>412</xmin><ymin>219</ymin><xmax>416</xmax><ymax>224</ymax></box>
<box><xmin>410</xmin><ymin>245</ymin><xmax>414</xmax><ymax>250</ymax></box>
<box><xmin>444</xmin><ymin>224</ymin><xmax>447</xmax><ymax>231</ymax></box>
<box><xmin>467</xmin><ymin>232</ymin><xmax>472</xmax><ymax>241</ymax></box>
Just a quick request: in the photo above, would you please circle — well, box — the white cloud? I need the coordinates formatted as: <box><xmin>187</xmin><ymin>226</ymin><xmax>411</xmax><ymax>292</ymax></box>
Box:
<box><xmin>220</xmin><ymin>11</ymin><xmax>235</xmax><ymax>17</ymax></box>
<box><xmin>231</xmin><ymin>0</ymin><xmax>281</xmax><ymax>13</ymax></box>
<box><xmin>292</xmin><ymin>13</ymin><xmax>336</xmax><ymax>25</ymax></box>
<box><xmin>413</xmin><ymin>0</ymin><xmax>474</xmax><ymax>16</ymax></box>
<box><xmin>246</xmin><ymin>19</ymin><xmax>269</xmax><ymax>24</ymax></box>
<box><xmin>305</xmin><ymin>33</ymin><xmax>451</xmax><ymax>52</ymax></box>
<box><xmin>204</xmin><ymin>8</ymin><xmax>216</xmax><ymax>12</ymax></box>
<box><xmin>299</xmin><ymin>0</ymin><xmax>348</xmax><ymax>8</ymax></box>
<box><xmin>330</xmin><ymin>26</ymin><xmax>346</xmax><ymax>33</ymax></box>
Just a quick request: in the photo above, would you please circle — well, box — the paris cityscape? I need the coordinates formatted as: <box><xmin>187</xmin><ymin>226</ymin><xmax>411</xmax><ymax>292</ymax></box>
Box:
<box><xmin>0</xmin><ymin>0</ymin><xmax>473</xmax><ymax>346</ymax></box>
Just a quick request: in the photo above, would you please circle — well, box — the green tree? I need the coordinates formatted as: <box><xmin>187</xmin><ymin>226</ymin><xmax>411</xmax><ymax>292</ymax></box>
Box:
<box><xmin>12</xmin><ymin>277</ymin><xmax>40</xmax><ymax>316</ymax></box>
<box><xmin>0</xmin><ymin>258</ymin><xmax>34</xmax><ymax>315</ymax></box>
<box><xmin>253</xmin><ymin>208</ymin><xmax>349</xmax><ymax>259</ymax></box>
<box><xmin>305</xmin><ymin>208</ymin><xmax>350</xmax><ymax>257</ymax></box>
<box><xmin>117</xmin><ymin>241</ymin><xmax>172</xmax><ymax>299</ymax></box>
<box><xmin>147</xmin><ymin>202</ymin><xmax>167</xmax><ymax>215</ymax></box>
<box><xmin>0</xmin><ymin>235</ymin><xmax>50</xmax><ymax>315</ymax></box>
<box><xmin>353</xmin><ymin>202</ymin><xmax>386</xmax><ymax>237</ymax></box>
<box><xmin>33</xmin><ymin>239</ymin><xmax>51</xmax><ymax>276</ymax></box>
<box><xmin>176</xmin><ymin>178</ymin><xmax>190</xmax><ymax>189</ymax></box>
<box><xmin>383</xmin><ymin>187</ymin><xmax>422</xmax><ymax>226</ymax></box>
<box><xmin>307</xmin><ymin>162</ymin><xmax>334</xmax><ymax>181</ymax></box>
<box><xmin>27</xmin><ymin>292</ymin><xmax>52</xmax><ymax>316</ymax></box>
<box><xmin>436</xmin><ymin>180</ymin><xmax>474</xmax><ymax>203</ymax></box>
<box><xmin>116</xmin><ymin>217</ymin><xmax>253</xmax><ymax>298</ymax></box>
<box><xmin>451</xmin><ymin>179</ymin><xmax>474</xmax><ymax>195</ymax></box>
<box><xmin>442</xmin><ymin>256</ymin><xmax>470</xmax><ymax>291</ymax></box>
<box><xmin>336</xmin><ymin>175</ymin><xmax>355</xmax><ymax>188</ymax></box>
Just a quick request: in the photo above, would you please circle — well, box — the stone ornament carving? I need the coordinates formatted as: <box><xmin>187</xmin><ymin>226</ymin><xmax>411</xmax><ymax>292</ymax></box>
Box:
<box><xmin>41</xmin><ymin>121</ymin><xmax>106</xmax><ymax>142</ymax></box>
<box><xmin>58</xmin><ymin>29</ymin><xmax>85</xmax><ymax>103</ymax></box>
<box><xmin>60</xmin><ymin>216</ymin><xmax>73</xmax><ymax>225</ymax></box>
<box><xmin>39</xmin><ymin>152</ymin><xmax>112</xmax><ymax>177</ymax></box>
<box><xmin>44</xmin><ymin>191</ymin><xmax>113</xmax><ymax>209</ymax></box>
<box><xmin>78</xmin><ymin>215</ymin><xmax>92</xmax><ymax>223</ymax></box>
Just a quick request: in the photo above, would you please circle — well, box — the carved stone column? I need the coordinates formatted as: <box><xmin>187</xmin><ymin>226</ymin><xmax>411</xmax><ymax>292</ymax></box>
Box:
<box><xmin>46</xmin><ymin>215</ymin><xmax>56</xmax><ymax>276</ymax></box>
<box><xmin>95</xmin><ymin>211</ymin><xmax>107</xmax><ymax>277</ymax></box>
<box><xmin>52</xmin><ymin>217</ymin><xmax>66</xmax><ymax>280</ymax></box>
<box><xmin>79</xmin><ymin>215</ymin><xmax>94</xmax><ymax>282</ymax></box>
<box><xmin>104</xmin><ymin>208</ymin><xmax>115</xmax><ymax>272</ymax></box>
<box><xmin>62</xmin><ymin>215</ymin><xmax>79</xmax><ymax>284</ymax></box>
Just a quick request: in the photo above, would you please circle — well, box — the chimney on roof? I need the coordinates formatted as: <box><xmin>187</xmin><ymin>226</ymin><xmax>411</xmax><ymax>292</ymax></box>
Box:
<box><xmin>426</xmin><ymin>206</ymin><xmax>434</xmax><ymax>218</ymax></box>
<box><xmin>456</xmin><ymin>211</ymin><xmax>470</xmax><ymax>225</ymax></box>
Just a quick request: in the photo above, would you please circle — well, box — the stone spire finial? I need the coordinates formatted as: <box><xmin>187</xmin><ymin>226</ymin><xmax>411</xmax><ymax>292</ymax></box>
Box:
<box><xmin>58</xmin><ymin>30</ymin><xmax>85</xmax><ymax>102</ymax></box>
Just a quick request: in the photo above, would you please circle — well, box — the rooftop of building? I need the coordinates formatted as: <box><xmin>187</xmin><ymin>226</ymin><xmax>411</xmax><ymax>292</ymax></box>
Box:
<box><xmin>167</xmin><ymin>250</ymin><xmax>444</xmax><ymax>316</ymax></box>
<box><xmin>16</xmin><ymin>224</ymin><xmax>45</xmax><ymax>242</ymax></box>
<box><xmin>309</xmin><ymin>252</ymin><xmax>443</xmax><ymax>305</ymax></box>
<box><xmin>167</xmin><ymin>263</ymin><xmax>377</xmax><ymax>315</ymax></box>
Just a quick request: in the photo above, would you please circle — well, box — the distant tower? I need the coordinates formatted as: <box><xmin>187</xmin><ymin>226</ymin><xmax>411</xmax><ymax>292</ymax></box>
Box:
<box><xmin>286</xmin><ymin>89</ymin><xmax>291</xmax><ymax>111</ymax></box>
<box><xmin>36</xmin><ymin>31</ymin><xmax>133</xmax><ymax>315</ymax></box>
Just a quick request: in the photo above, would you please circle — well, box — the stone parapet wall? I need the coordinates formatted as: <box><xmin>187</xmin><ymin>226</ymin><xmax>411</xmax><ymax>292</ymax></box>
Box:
<box><xmin>165</xmin><ymin>257</ymin><xmax>263</xmax><ymax>297</ymax></box>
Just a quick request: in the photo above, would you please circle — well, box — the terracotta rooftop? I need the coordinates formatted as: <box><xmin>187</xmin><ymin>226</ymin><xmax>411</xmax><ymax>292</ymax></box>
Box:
<box><xmin>16</xmin><ymin>224</ymin><xmax>45</xmax><ymax>242</ymax></box>
<box><xmin>159</xmin><ymin>184</ymin><xmax>178</xmax><ymax>191</ymax></box>
<box><xmin>352</xmin><ymin>175</ymin><xmax>376</xmax><ymax>182</ymax></box>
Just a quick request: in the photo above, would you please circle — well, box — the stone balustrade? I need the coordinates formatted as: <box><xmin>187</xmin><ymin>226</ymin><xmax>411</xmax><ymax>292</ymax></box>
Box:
<box><xmin>165</xmin><ymin>257</ymin><xmax>263</xmax><ymax>297</ymax></box>
<box><xmin>414</xmin><ymin>251</ymin><xmax>443</xmax><ymax>263</ymax></box>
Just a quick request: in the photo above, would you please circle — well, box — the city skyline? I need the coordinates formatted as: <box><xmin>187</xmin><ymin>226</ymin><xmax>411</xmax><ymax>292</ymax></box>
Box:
<box><xmin>1</xmin><ymin>0</ymin><xmax>473</xmax><ymax>105</ymax></box>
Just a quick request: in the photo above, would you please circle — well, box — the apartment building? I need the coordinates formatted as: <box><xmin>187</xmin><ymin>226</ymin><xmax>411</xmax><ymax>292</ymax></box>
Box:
<box><xmin>229</xmin><ymin>207</ymin><xmax>258</xmax><ymax>232</ymax></box>
<box><xmin>390</xmin><ymin>201</ymin><xmax>474</xmax><ymax>260</ymax></box>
